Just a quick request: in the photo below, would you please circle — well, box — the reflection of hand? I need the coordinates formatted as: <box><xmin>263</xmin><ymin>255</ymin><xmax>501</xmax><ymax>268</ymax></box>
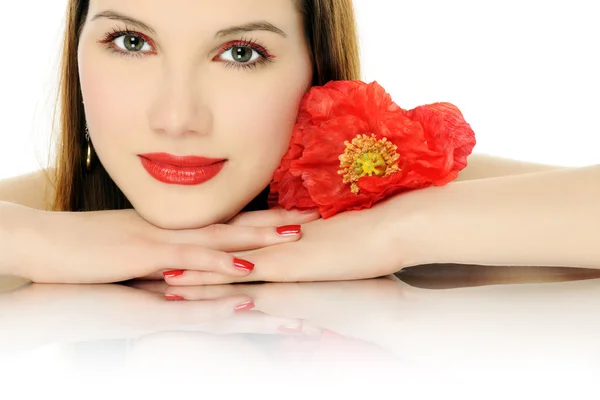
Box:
<box><xmin>134</xmin><ymin>278</ymin><xmax>402</xmax><ymax>364</ymax></box>
<box><xmin>0</xmin><ymin>282</ymin><xmax>306</xmax><ymax>358</ymax></box>
<box><xmin>156</xmin><ymin>276</ymin><xmax>600</xmax><ymax>368</ymax></box>
<box><xmin>146</xmin><ymin>277</ymin><xmax>407</xmax><ymax>351</ymax></box>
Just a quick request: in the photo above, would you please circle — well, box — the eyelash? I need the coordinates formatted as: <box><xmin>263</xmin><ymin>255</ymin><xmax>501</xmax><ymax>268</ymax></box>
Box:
<box><xmin>97</xmin><ymin>25</ymin><xmax>276</xmax><ymax>71</ymax></box>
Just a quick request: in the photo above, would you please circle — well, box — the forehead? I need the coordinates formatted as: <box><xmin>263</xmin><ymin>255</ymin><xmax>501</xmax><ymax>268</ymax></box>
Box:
<box><xmin>88</xmin><ymin>0</ymin><xmax>301</xmax><ymax>32</ymax></box>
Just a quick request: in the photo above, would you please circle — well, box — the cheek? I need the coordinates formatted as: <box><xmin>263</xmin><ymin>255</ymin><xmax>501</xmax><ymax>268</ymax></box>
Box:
<box><xmin>79</xmin><ymin>49</ymin><xmax>149</xmax><ymax>148</ymax></box>
<box><xmin>214</xmin><ymin>76</ymin><xmax>309</xmax><ymax>179</ymax></box>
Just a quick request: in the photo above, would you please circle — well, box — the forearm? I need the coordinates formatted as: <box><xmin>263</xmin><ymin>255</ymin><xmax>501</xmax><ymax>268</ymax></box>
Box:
<box><xmin>395</xmin><ymin>164</ymin><xmax>600</xmax><ymax>269</ymax></box>
<box><xmin>454</xmin><ymin>153</ymin><xmax>566</xmax><ymax>181</ymax></box>
<box><xmin>0</xmin><ymin>201</ymin><xmax>38</xmax><ymax>277</ymax></box>
<box><xmin>0</xmin><ymin>202</ymin><xmax>15</xmax><ymax>276</ymax></box>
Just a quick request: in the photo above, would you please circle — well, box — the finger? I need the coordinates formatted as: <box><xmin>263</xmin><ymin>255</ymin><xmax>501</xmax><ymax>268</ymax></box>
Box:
<box><xmin>162</xmin><ymin>224</ymin><xmax>303</xmax><ymax>252</ymax></box>
<box><xmin>165</xmin><ymin>270</ymin><xmax>254</xmax><ymax>286</ymax></box>
<box><xmin>157</xmin><ymin>295</ymin><xmax>258</xmax><ymax>324</ymax></box>
<box><xmin>164</xmin><ymin>242</ymin><xmax>306</xmax><ymax>285</ymax></box>
<box><xmin>165</xmin><ymin>291</ymin><xmax>255</xmax><ymax>313</ymax></box>
<box><xmin>165</xmin><ymin>284</ymin><xmax>249</xmax><ymax>300</ymax></box>
<box><xmin>227</xmin><ymin>208</ymin><xmax>320</xmax><ymax>227</ymax></box>
<box><xmin>163</xmin><ymin>286</ymin><xmax>254</xmax><ymax>311</ymax></box>
<box><xmin>137</xmin><ymin>271</ymin><xmax>166</xmax><ymax>281</ymax></box>
<box><xmin>154</xmin><ymin>244</ymin><xmax>257</xmax><ymax>279</ymax></box>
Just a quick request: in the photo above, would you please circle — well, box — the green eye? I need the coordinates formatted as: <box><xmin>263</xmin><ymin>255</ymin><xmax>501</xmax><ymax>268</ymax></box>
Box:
<box><xmin>114</xmin><ymin>34</ymin><xmax>152</xmax><ymax>53</ymax></box>
<box><xmin>232</xmin><ymin>46</ymin><xmax>254</xmax><ymax>63</ymax></box>
<box><xmin>222</xmin><ymin>45</ymin><xmax>261</xmax><ymax>64</ymax></box>
<box><xmin>122</xmin><ymin>35</ymin><xmax>146</xmax><ymax>52</ymax></box>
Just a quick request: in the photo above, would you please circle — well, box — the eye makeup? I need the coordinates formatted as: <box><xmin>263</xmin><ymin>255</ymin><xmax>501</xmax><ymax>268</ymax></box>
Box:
<box><xmin>97</xmin><ymin>25</ymin><xmax>276</xmax><ymax>71</ymax></box>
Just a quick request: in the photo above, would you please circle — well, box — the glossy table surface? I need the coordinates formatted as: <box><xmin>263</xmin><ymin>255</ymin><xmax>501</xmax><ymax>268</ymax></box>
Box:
<box><xmin>2</xmin><ymin>265</ymin><xmax>600</xmax><ymax>399</ymax></box>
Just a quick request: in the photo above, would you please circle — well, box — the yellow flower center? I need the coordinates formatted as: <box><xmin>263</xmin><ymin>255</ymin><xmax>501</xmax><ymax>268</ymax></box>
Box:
<box><xmin>355</xmin><ymin>152</ymin><xmax>387</xmax><ymax>177</ymax></box>
<box><xmin>338</xmin><ymin>134</ymin><xmax>401</xmax><ymax>194</ymax></box>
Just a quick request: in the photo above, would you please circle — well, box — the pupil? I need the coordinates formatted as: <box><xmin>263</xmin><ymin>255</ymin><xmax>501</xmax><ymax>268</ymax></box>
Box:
<box><xmin>125</xmin><ymin>36</ymin><xmax>143</xmax><ymax>51</ymax></box>
<box><xmin>233</xmin><ymin>46</ymin><xmax>252</xmax><ymax>63</ymax></box>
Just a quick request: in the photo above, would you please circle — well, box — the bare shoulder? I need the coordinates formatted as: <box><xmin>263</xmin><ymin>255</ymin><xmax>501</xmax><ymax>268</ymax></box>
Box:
<box><xmin>0</xmin><ymin>169</ymin><xmax>55</xmax><ymax>210</ymax></box>
<box><xmin>455</xmin><ymin>153</ymin><xmax>567</xmax><ymax>182</ymax></box>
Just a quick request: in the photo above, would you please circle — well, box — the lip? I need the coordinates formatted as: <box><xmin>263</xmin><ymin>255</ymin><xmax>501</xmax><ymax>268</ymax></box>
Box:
<box><xmin>139</xmin><ymin>153</ymin><xmax>227</xmax><ymax>186</ymax></box>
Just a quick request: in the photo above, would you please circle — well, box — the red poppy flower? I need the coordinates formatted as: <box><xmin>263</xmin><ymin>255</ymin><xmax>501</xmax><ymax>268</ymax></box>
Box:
<box><xmin>268</xmin><ymin>80</ymin><xmax>477</xmax><ymax>219</ymax></box>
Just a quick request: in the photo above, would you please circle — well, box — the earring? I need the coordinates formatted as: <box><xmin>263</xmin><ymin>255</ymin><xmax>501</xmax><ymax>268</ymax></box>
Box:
<box><xmin>85</xmin><ymin>124</ymin><xmax>93</xmax><ymax>171</ymax></box>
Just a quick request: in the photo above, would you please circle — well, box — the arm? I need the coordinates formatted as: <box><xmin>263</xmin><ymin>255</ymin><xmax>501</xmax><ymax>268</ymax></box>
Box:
<box><xmin>0</xmin><ymin>169</ymin><xmax>54</xmax><ymax>210</ymax></box>
<box><xmin>455</xmin><ymin>153</ymin><xmax>567</xmax><ymax>181</ymax></box>
<box><xmin>0</xmin><ymin>170</ymin><xmax>53</xmax><ymax>277</ymax></box>
<box><xmin>0</xmin><ymin>201</ymin><xmax>39</xmax><ymax>277</ymax></box>
<box><xmin>393</xmin><ymin>164</ymin><xmax>600</xmax><ymax>269</ymax></box>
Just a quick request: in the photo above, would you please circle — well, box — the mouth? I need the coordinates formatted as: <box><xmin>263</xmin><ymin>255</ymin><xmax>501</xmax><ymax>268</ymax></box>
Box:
<box><xmin>138</xmin><ymin>153</ymin><xmax>227</xmax><ymax>186</ymax></box>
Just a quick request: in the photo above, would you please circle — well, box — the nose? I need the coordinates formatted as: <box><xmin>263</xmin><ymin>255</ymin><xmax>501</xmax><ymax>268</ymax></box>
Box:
<box><xmin>148</xmin><ymin>65</ymin><xmax>212</xmax><ymax>137</ymax></box>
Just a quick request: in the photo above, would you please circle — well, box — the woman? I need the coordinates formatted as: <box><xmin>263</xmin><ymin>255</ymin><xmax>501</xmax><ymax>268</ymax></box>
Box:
<box><xmin>1</xmin><ymin>0</ymin><xmax>598</xmax><ymax>287</ymax></box>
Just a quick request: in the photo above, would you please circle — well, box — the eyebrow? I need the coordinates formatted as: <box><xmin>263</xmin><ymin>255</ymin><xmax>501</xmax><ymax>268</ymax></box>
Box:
<box><xmin>215</xmin><ymin>21</ymin><xmax>287</xmax><ymax>38</ymax></box>
<box><xmin>91</xmin><ymin>10</ymin><xmax>287</xmax><ymax>39</ymax></box>
<box><xmin>91</xmin><ymin>11</ymin><xmax>157</xmax><ymax>35</ymax></box>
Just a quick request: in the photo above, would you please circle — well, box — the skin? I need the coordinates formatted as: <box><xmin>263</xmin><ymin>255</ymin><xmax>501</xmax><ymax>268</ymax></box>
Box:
<box><xmin>78</xmin><ymin>0</ymin><xmax>313</xmax><ymax>230</ymax></box>
<box><xmin>5</xmin><ymin>1</ymin><xmax>593</xmax><ymax>285</ymax></box>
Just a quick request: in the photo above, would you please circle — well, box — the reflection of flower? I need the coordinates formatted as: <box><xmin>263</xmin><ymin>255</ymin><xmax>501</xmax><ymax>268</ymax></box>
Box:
<box><xmin>269</xmin><ymin>80</ymin><xmax>477</xmax><ymax>219</ymax></box>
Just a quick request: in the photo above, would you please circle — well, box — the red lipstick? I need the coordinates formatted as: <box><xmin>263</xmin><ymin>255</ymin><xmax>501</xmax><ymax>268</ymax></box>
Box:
<box><xmin>139</xmin><ymin>153</ymin><xmax>226</xmax><ymax>185</ymax></box>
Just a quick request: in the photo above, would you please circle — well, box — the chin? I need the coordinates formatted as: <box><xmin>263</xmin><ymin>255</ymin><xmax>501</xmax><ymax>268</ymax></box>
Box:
<box><xmin>118</xmin><ymin>173</ymin><xmax>265</xmax><ymax>230</ymax></box>
<box><xmin>138</xmin><ymin>209</ymin><xmax>224</xmax><ymax>230</ymax></box>
<box><xmin>132</xmin><ymin>200</ymin><xmax>241</xmax><ymax>230</ymax></box>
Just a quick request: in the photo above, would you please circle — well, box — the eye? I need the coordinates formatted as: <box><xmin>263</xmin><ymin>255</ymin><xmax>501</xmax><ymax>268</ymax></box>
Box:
<box><xmin>219</xmin><ymin>45</ymin><xmax>262</xmax><ymax>64</ymax></box>
<box><xmin>99</xmin><ymin>28</ymin><xmax>157</xmax><ymax>57</ymax></box>
<box><xmin>112</xmin><ymin>33</ymin><xmax>154</xmax><ymax>54</ymax></box>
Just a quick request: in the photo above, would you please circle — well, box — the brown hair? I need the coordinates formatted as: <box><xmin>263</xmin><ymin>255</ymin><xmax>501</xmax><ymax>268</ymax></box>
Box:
<box><xmin>49</xmin><ymin>0</ymin><xmax>361</xmax><ymax>212</ymax></box>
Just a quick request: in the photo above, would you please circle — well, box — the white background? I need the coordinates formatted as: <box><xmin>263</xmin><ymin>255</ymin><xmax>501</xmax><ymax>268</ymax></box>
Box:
<box><xmin>1</xmin><ymin>0</ymin><xmax>599</xmax><ymax>180</ymax></box>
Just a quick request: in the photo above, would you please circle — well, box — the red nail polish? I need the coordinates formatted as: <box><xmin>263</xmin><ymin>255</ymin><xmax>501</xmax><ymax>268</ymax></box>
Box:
<box><xmin>234</xmin><ymin>301</ymin><xmax>255</xmax><ymax>312</ymax></box>
<box><xmin>163</xmin><ymin>270</ymin><xmax>185</xmax><ymax>278</ymax></box>
<box><xmin>278</xmin><ymin>325</ymin><xmax>303</xmax><ymax>334</ymax></box>
<box><xmin>233</xmin><ymin>258</ymin><xmax>255</xmax><ymax>273</ymax></box>
<box><xmin>164</xmin><ymin>294</ymin><xmax>185</xmax><ymax>301</ymax></box>
<box><xmin>276</xmin><ymin>225</ymin><xmax>302</xmax><ymax>236</ymax></box>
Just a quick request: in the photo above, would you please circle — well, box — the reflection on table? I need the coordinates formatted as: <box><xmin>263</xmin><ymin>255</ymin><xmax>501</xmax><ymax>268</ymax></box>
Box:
<box><xmin>1</xmin><ymin>264</ymin><xmax>600</xmax><ymax>398</ymax></box>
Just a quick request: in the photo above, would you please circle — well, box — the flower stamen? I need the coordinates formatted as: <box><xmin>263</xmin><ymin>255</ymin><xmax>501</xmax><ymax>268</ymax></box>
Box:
<box><xmin>338</xmin><ymin>134</ymin><xmax>401</xmax><ymax>194</ymax></box>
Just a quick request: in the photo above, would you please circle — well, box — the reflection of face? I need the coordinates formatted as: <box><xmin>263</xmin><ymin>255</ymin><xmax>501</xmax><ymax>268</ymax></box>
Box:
<box><xmin>78</xmin><ymin>0</ymin><xmax>313</xmax><ymax>229</ymax></box>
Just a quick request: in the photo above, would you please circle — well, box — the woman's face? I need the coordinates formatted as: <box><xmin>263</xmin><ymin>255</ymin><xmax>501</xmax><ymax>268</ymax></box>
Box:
<box><xmin>78</xmin><ymin>0</ymin><xmax>313</xmax><ymax>229</ymax></box>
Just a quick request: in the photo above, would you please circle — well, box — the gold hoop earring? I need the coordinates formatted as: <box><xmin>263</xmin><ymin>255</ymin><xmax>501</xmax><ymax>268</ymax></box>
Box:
<box><xmin>85</xmin><ymin>125</ymin><xmax>93</xmax><ymax>171</ymax></box>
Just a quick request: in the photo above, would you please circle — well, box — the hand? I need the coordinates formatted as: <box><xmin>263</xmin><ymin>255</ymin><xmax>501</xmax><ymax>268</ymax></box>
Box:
<box><xmin>162</xmin><ymin>201</ymin><xmax>418</xmax><ymax>285</ymax></box>
<box><xmin>4</xmin><ymin>202</ymin><xmax>319</xmax><ymax>284</ymax></box>
<box><xmin>138</xmin><ymin>207</ymin><xmax>322</xmax><ymax>280</ymax></box>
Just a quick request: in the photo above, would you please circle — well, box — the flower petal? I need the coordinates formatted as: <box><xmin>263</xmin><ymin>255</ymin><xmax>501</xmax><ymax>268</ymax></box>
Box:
<box><xmin>404</xmin><ymin>102</ymin><xmax>477</xmax><ymax>185</ymax></box>
<box><xmin>269</xmin><ymin>80</ymin><xmax>477</xmax><ymax>218</ymax></box>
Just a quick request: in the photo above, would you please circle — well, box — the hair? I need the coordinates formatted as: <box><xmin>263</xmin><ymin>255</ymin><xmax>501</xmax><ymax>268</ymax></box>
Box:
<box><xmin>49</xmin><ymin>0</ymin><xmax>361</xmax><ymax>212</ymax></box>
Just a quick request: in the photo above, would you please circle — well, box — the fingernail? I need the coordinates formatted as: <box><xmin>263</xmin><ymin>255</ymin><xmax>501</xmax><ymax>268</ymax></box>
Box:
<box><xmin>278</xmin><ymin>324</ymin><xmax>303</xmax><ymax>334</ymax></box>
<box><xmin>234</xmin><ymin>300</ymin><xmax>255</xmax><ymax>312</ymax></box>
<box><xmin>233</xmin><ymin>258</ymin><xmax>255</xmax><ymax>273</ymax></box>
<box><xmin>164</xmin><ymin>294</ymin><xmax>185</xmax><ymax>301</ymax></box>
<box><xmin>276</xmin><ymin>225</ymin><xmax>302</xmax><ymax>236</ymax></box>
<box><xmin>163</xmin><ymin>270</ymin><xmax>185</xmax><ymax>278</ymax></box>
<box><xmin>300</xmin><ymin>208</ymin><xmax>319</xmax><ymax>214</ymax></box>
